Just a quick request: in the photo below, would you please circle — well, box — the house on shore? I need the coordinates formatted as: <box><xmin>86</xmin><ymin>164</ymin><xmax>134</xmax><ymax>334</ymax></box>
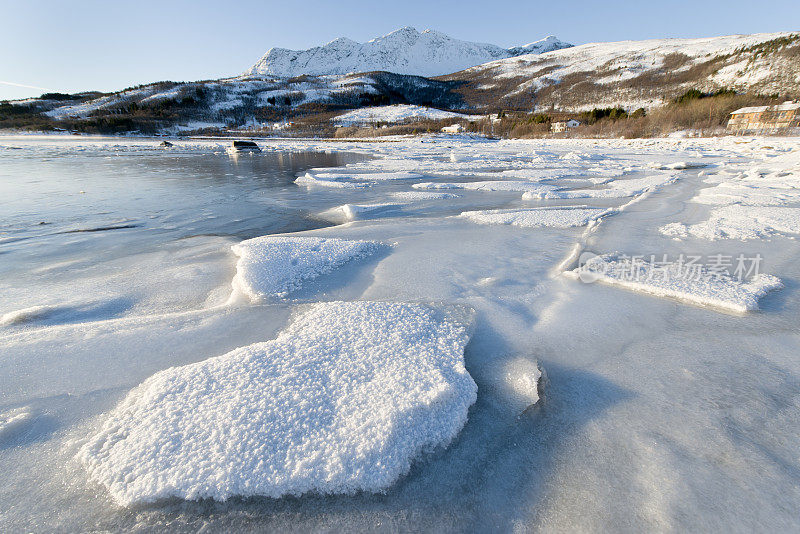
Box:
<box><xmin>441</xmin><ymin>123</ymin><xmax>465</xmax><ymax>134</ymax></box>
<box><xmin>551</xmin><ymin>119</ymin><xmax>581</xmax><ymax>133</ymax></box>
<box><xmin>727</xmin><ymin>101</ymin><xmax>800</xmax><ymax>133</ymax></box>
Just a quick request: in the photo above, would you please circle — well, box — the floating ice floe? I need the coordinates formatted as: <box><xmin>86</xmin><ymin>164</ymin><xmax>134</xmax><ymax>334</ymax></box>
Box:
<box><xmin>77</xmin><ymin>301</ymin><xmax>477</xmax><ymax>505</ymax></box>
<box><xmin>413</xmin><ymin>181</ymin><xmax>558</xmax><ymax>193</ymax></box>
<box><xmin>389</xmin><ymin>191</ymin><xmax>460</xmax><ymax>201</ymax></box>
<box><xmin>661</xmin><ymin>205</ymin><xmax>800</xmax><ymax>241</ymax></box>
<box><xmin>459</xmin><ymin>206</ymin><xmax>607</xmax><ymax>228</ymax></box>
<box><xmin>312</xmin><ymin>171</ymin><xmax>422</xmax><ymax>181</ymax></box>
<box><xmin>567</xmin><ymin>253</ymin><xmax>782</xmax><ymax>313</ymax></box>
<box><xmin>230</xmin><ymin>236</ymin><xmax>383</xmax><ymax>300</ymax></box>
<box><xmin>295</xmin><ymin>172</ymin><xmax>374</xmax><ymax>189</ymax></box>
<box><xmin>524</xmin><ymin>173</ymin><xmax>678</xmax><ymax>199</ymax></box>
<box><xmin>320</xmin><ymin>203</ymin><xmax>405</xmax><ymax>222</ymax></box>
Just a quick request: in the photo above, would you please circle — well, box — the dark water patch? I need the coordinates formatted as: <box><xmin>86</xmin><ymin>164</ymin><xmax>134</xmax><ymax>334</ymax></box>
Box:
<box><xmin>63</xmin><ymin>224</ymin><xmax>140</xmax><ymax>233</ymax></box>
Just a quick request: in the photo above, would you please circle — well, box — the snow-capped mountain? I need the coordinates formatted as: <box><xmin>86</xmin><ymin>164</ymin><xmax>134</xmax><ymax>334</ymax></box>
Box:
<box><xmin>247</xmin><ymin>27</ymin><xmax>572</xmax><ymax>78</ymax></box>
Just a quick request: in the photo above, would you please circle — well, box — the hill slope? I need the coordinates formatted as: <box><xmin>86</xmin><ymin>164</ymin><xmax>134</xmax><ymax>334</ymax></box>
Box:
<box><xmin>247</xmin><ymin>27</ymin><xmax>572</xmax><ymax>78</ymax></box>
<box><xmin>443</xmin><ymin>32</ymin><xmax>800</xmax><ymax>111</ymax></box>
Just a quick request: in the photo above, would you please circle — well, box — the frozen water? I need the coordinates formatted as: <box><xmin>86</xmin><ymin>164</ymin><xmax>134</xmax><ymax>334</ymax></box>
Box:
<box><xmin>77</xmin><ymin>301</ymin><xmax>476</xmax><ymax>505</ymax></box>
<box><xmin>568</xmin><ymin>252</ymin><xmax>783</xmax><ymax>313</ymax></box>
<box><xmin>528</xmin><ymin>173</ymin><xmax>679</xmax><ymax>199</ymax></box>
<box><xmin>661</xmin><ymin>205</ymin><xmax>800</xmax><ymax>240</ymax></box>
<box><xmin>3</xmin><ymin>134</ymin><xmax>800</xmax><ymax>532</ymax></box>
<box><xmin>295</xmin><ymin>172</ymin><xmax>375</xmax><ymax>188</ymax></box>
<box><xmin>319</xmin><ymin>203</ymin><xmax>406</xmax><ymax>222</ymax></box>
<box><xmin>230</xmin><ymin>236</ymin><xmax>383</xmax><ymax>300</ymax></box>
<box><xmin>389</xmin><ymin>191</ymin><xmax>461</xmax><ymax>201</ymax></box>
<box><xmin>459</xmin><ymin>206</ymin><xmax>607</xmax><ymax>228</ymax></box>
<box><xmin>413</xmin><ymin>180</ymin><xmax>559</xmax><ymax>193</ymax></box>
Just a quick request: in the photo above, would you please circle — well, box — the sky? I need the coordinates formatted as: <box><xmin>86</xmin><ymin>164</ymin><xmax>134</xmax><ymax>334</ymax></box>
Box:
<box><xmin>1</xmin><ymin>0</ymin><xmax>798</xmax><ymax>100</ymax></box>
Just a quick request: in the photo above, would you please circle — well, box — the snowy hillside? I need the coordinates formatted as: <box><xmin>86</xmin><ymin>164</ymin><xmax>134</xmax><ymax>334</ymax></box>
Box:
<box><xmin>447</xmin><ymin>32</ymin><xmax>800</xmax><ymax>111</ymax></box>
<box><xmin>333</xmin><ymin>104</ymin><xmax>470</xmax><ymax>126</ymax></box>
<box><xmin>247</xmin><ymin>27</ymin><xmax>572</xmax><ymax>78</ymax></box>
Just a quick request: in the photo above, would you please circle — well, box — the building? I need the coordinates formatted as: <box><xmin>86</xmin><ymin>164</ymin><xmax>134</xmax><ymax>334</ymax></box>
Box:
<box><xmin>551</xmin><ymin>119</ymin><xmax>581</xmax><ymax>133</ymax></box>
<box><xmin>727</xmin><ymin>101</ymin><xmax>800</xmax><ymax>133</ymax></box>
<box><xmin>441</xmin><ymin>123</ymin><xmax>465</xmax><ymax>134</ymax></box>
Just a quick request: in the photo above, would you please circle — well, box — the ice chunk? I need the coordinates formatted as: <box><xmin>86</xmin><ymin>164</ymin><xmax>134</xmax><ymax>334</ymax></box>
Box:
<box><xmin>295</xmin><ymin>172</ymin><xmax>374</xmax><ymax>189</ymax></box>
<box><xmin>527</xmin><ymin>174</ymin><xmax>678</xmax><ymax>199</ymax></box>
<box><xmin>503</xmin><ymin>357</ymin><xmax>542</xmax><ymax>411</ymax></box>
<box><xmin>230</xmin><ymin>236</ymin><xmax>382</xmax><ymax>300</ymax></box>
<box><xmin>389</xmin><ymin>191</ymin><xmax>460</xmax><ymax>201</ymax></box>
<box><xmin>413</xmin><ymin>181</ymin><xmax>558</xmax><ymax>193</ymax></box>
<box><xmin>459</xmin><ymin>206</ymin><xmax>606</xmax><ymax>228</ymax></box>
<box><xmin>661</xmin><ymin>205</ymin><xmax>800</xmax><ymax>241</ymax></box>
<box><xmin>77</xmin><ymin>301</ymin><xmax>477</xmax><ymax>505</ymax></box>
<box><xmin>567</xmin><ymin>253</ymin><xmax>782</xmax><ymax>313</ymax></box>
<box><xmin>319</xmin><ymin>203</ymin><xmax>405</xmax><ymax>222</ymax></box>
<box><xmin>313</xmin><ymin>171</ymin><xmax>422</xmax><ymax>181</ymax></box>
<box><xmin>0</xmin><ymin>408</ymin><xmax>34</xmax><ymax>445</ymax></box>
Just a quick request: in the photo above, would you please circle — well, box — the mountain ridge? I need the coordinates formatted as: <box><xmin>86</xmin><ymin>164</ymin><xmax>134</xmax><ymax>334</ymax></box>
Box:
<box><xmin>247</xmin><ymin>27</ymin><xmax>573</xmax><ymax>78</ymax></box>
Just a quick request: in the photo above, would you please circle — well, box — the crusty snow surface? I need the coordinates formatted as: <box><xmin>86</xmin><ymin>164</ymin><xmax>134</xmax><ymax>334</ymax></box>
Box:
<box><xmin>77</xmin><ymin>301</ymin><xmax>476</xmax><ymax>505</ymax></box>
<box><xmin>661</xmin><ymin>151</ymin><xmax>800</xmax><ymax>240</ymax></box>
<box><xmin>569</xmin><ymin>253</ymin><xmax>783</xmax><ymax>313</ymax></box>
<box><xmin>460</xmin><ymin>206</ymin><xmax>606</xmax><ymax>228</ymax></box>
<box><xmin>231</xmin><ymin>236</ymin><xmax>382</xmax><ymax>300</ymax></box>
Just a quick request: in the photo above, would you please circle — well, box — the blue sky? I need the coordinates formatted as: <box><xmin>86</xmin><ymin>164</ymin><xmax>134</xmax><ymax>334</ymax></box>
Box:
<box><xmin>1</xmin><ymin>0</ymin><xmax>798</xmax><ymax>100</ymax></box>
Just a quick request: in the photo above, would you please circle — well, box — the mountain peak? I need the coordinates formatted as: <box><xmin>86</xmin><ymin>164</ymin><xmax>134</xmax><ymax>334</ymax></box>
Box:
<box><xmin>247</xmin><ymin>28</ymin><xmax>572</xmax><ymax>78</ymax></box>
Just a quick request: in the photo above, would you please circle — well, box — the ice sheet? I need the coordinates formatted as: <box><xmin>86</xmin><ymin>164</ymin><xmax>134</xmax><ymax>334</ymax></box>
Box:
<box><xmin>230</xmin><ymin>236</ymin><xmax>383</xmax><ymax>300</ymax></box>
<box><xmin>77</xmin><ymin>301</ymin><xmax>476</xmax><ymax>505</ymax></box>
<box><xmin>567</xmin><ymin>253</ymin><xmax>783</xmax><ymax>313</ymax></box>
<box><xmin>295</xmin><ymin>172</ymin><xmax>374</xmax><ymax>188</ymax></box>
<box><xmin>459</xmin><ymin>206</ymin><xmax>607</xmax><ymax>228</ymax></box>
<box><xmin>413</xmin><ymin>181</ymin><xmax>558</xmax><ymax>193</ymax></box>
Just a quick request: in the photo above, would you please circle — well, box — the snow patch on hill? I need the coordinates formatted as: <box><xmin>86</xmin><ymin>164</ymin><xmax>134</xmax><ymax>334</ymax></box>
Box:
<box><xmin>334</xmin><ymin>104</ymin><xmax>471</xmax><ymax>126</ymax></box>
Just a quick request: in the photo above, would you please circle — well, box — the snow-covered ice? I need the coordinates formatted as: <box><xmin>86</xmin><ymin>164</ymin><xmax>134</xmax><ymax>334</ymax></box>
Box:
<box><xmin>568</xmin><ymin>252</ymin><xmax>783</xmax><ymax>313</ymax></box>
<box><xmin>459</xmin><ymin>206</ymin><xmax>606</xmax><ymax>228</ymax></box>
<box><xmin>295</xmin><ymin>172</ymin><xmax>375</xmax><ymax>188</ymax></box>
<box><xmin>311</xmin><ymin>171</ymin><xmax>423</xmax><ymax>181</ymax></box>
<box><xmin>414</xmin><ymin>180</ymin><xmax>559</xmax><ymax>193</ymax></box>
<box><xmin>526</xmin><ymin>173</ymin><xmax>679</xmax><ymax>199</ymax></box>
<box><xmin>320</xmin><ymin>202</ymin><xmax>406</xmax><ymax>222</ymax></box>
<box><xmin>3</xmin><ymin>134</ymin><xmax>800</xmax><ymax>532</ymax></box>
<box><xmin>77</xmin><ymin>301</ymin><xmax>476</xmax><ymax>504</ymax></box>
<box><xmin>662</xmin><ymin>205</ymin><xmax>800</xmax><ymax>240</ymax></box>
<box><xmin>660</xmin><ymin>152</ymin><xmax>800</xmax><ymax>240</ymax></box>
<box><xmin>389</xmin><ymin>191</ymin><xmax>461</xmax><ymax>201</ymax></box>
<box><xmin>230</xmin><ymin>236</ymin><xmax>383</xmax><ymax>300</ymax></box>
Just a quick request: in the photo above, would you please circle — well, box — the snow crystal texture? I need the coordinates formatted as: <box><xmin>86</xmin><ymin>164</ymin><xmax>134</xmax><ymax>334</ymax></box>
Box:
<box><xmin>459</xmin><ymin>207</ymin><xmax>606</xmax><ymax>228</ymax></box>
<box><xmin>231</xmin><ymin>236</ymin><xmax>382</xmax><ymax>300</ymax></box>
<box><xmin>77</xmin><ymin>301</ymin><xmax>477</xmax><ymax>505</ymax></box>
<box><xmin>568</xmin><ymin>253</ymin><xmax>783</xmax><ymax>313</ymax></box>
